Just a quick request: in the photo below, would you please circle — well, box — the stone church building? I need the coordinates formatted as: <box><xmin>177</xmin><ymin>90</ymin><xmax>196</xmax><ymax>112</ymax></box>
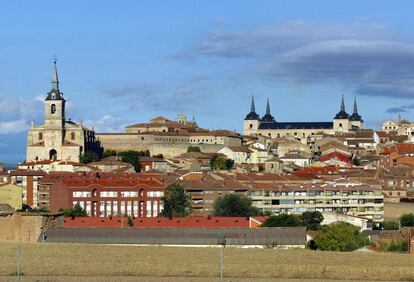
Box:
<box><xmin>26</xmin><ymin>61</ymin><xmax>102</xmax><ymax>162</ymax></box>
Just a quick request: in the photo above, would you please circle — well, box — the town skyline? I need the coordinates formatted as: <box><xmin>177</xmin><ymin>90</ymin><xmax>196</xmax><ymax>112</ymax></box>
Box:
<box><xmin>2</xmin><ymin>0</ymin><xmax>414</xmax><ymax>163</ymax></box>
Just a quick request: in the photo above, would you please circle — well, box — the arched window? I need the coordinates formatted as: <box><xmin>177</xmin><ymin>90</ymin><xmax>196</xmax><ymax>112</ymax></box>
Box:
<box><xmin>71</xmin><ymin>132</ymin><xmax>75</xmax><ymax>140</ymax></box>
<box><xmin>51</xmin><ymin>104</ymin><xmax>56</xmax><ymax>114</ymax></box>
<box><xmin>38</xmin><ymin>132</ymin><xmax>43</xmax><ymax>140</ymax></box>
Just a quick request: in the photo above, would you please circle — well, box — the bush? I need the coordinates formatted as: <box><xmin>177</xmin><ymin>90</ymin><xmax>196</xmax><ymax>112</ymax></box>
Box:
<box><xmin>313</xmin><ymin>222</ymin><xmax>368</xmax><ymax>252</ymax></box>
<box><xmin>127</xmin><ymin>215</ymin><xmax>134</xmax><ymax>227</ymax></box>
<box><xmin>213</xmin><ymin>194</ymin><xmax>258</xmax><ymax>217</ymax></box>
<box><xmin>261</xmin><ymin>214</ymin><xmax>302</xmax><ymax>227</ymax></box>
<box><xmin>400</xmin><ymin>213</ymin><xmax>414</xmax><ymax>227</ymax></box>
<box><xmin>387</xmin><ymin>239</ymin><xmax>408</xmax><ymax>253</ymax></box>
<box><xmin>382</xmin><ymin>220</ymin><xmax>400</xmax><ymax>230</ymax></box>
<box><xmin>187</xmin><ymin>146</ymin><xmax>201</xmax><ymax>153</ymax></box>
<box><xmin>63</xmin><ymin>203</ymin><xmax>87</xmax><ymax>217</ymax></box>
<box><xmin>80</xmin><ymin>151</ymin><xmax>100</xmax><ymax>164</ymax></box>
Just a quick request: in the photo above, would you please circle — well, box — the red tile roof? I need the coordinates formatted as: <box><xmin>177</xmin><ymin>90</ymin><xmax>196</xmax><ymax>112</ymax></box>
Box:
<box><xmin>63</xmin><ymin>216</ymin><xmax>268</xmax><ymax>228</ymax></box>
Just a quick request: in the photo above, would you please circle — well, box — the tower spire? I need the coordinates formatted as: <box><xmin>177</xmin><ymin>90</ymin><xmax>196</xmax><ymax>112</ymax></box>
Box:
<box><xmin>51</xmin><ymin>56</ymin><xmax>59</xmax><ymax>91</ymax></box>
<box><xmin>250</xmin><ymin>96</ymin><xmax>256</xmax><ymax>113</ymax></box>
<box><xmin>340</xmin><ymin>94</ymin><xmax>345</xmax><ymax>112</ymax></box>
<box><xmin>266</xmin><ymin>98</ymin><xmax>270</xmax><ymax>115</ymax></box>
<box><xmin>353</xmin><ymin>96</ymin><xmax>358</xmax><ymax>114</ymax></box>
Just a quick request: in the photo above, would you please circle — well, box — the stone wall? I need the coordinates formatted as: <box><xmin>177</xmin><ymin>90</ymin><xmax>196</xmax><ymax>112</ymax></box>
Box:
<box><xmin>96</xmin><ymin>133</ymin><xmax>228</xmax><ymax>158</ymax></box>
<box><xmin>0</xmin><ymin>214</ymin><xmax>44</xmax><ymax>242</ymax></box>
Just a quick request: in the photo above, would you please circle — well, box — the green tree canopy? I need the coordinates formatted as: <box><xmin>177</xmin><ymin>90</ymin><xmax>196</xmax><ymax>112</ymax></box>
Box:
<box><xmin>381</xmin><ymin>220</ymin><xmax>400</xmax><ymax>230</ymax></box>
<box><xmin>261</xmin><ymin>214</ymin><xmax>302</xmax><ymax>227</ymax></box>
<box><xmin>210</xmin><ymin>154</ymin><xmax>234</xmax><ymax>170</ymax></box>
<box><xmin>213</xmin><ymin>193</ymin><xmax>258</xmax><ymax>217</ymax></box>
<box><xmin>80</xmin><ymin>151</ymin><xmax>100</xmax><ymax>164</ymax></box>
<box><xmin>160</xmin><ymin>183</ymin><xmax>192</xmax><ymax>217</ymax></box>
<box><xmin>301</xmin><ymin>211</ymin><xmax>324</xmax><ymax>231</ymax></box>
<box><xmin>64</xmin><ymin>203</ymin><xmax>87</xmax><ymax>217</ymax></box>
<box><xmin>101</xmin><ymin>150</ymin><xmax>151</xmax><ymax>172</ymax></box>
<box><xmin>400</xmin><ymin>213</ymin><xmax>414</xmax><ymax>227</ymax></box>
<box><xmin>313</xmin><ymin>222</ymin><xmax>368</xmax><ymax>252</ymax></box>
<box><xmin>102</xmin><ymin>150</ymin><xmax>117</xmax><ymax>158</ymax></box>
<box><xmin>187</xmin><ymin>146</ymin><xmax>201</xmax><ymax>153</ymax></box>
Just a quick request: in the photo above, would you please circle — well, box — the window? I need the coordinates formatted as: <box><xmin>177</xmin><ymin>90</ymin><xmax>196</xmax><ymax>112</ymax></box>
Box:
<box><xmin>51</xmin><ymin>104</ymin><xmax>56</xmax><ymax>114</ymax></box>
<box><xmin>71</xmin><ymin>132</ymin><xmax>75</xmax><ymax>140</ymax></box>
<box><xmin>39</xmin><ymin>132</ymin><xmax>43</xmax><ymax>140</ymax></box>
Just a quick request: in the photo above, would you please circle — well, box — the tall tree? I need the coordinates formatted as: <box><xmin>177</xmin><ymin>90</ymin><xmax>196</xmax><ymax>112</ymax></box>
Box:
<box><xmin>161</xmin><ymin>183</ymin><xmax>192</xmax><ymax>217</ymax></box>
<box><xmin>213</xmin><ymin>194</ymin><xmax>258</xmax><ymax>217</ymax></box>
<box><xmin>300</xmin><ymin>211</ymin><xmax>324</xmax><ymax>230</ymax></box>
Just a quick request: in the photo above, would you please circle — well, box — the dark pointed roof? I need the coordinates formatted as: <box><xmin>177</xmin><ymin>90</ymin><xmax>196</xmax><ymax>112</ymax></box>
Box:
<box><xmin>334</xmin><ymin>95</ymin><xmax>349</xmax><ymax>119</ymax></box>
<box><xmin>244</xmin><ymin>96</ymin><xmax>260</xmax><ymax>120</ymax></box>
<box><xmin>261</xmin><ymin>98</ymin><xmax>275</xmax><ymax>123</ymax></box>
<box><xmin>45</xmin><ymin>59</ymin><xmax>65</xmax><ymax>101</ymax></box>
<box><xmin>349</xmin><ymin>97</ymin><xmax>363</xmax><ymax>122</ymax></box>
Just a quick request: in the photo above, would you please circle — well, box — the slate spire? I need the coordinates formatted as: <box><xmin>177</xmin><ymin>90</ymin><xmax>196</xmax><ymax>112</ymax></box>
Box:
<box><xmin>51</xmin><ymin>57</ymin><xmax>59</xmax><ymax>91</ymax></box>
<box><xmin>266</xmin><ymin>97</ymin><xmax>271</xmax><ymax>115</ymax></box>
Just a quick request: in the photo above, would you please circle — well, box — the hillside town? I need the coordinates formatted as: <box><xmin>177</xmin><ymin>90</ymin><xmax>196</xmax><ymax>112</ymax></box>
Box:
<box><xmin>2</xmin><ymin>61</ymin><xmax>414</xmax><ymax>258</ymax></box>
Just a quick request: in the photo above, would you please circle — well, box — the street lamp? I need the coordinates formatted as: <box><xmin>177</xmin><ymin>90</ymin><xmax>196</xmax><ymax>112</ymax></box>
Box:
<box><xmin>217</xmin><ymin>234</ymin><xmax>226</xmax><ymax>282</ymax></box>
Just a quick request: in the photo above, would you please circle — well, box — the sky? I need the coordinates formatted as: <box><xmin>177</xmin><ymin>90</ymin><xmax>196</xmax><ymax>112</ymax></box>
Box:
<box><xmin>1</xmin><ymin>0</ymin><xmax>414</xmax><ymax>164</ymax></box>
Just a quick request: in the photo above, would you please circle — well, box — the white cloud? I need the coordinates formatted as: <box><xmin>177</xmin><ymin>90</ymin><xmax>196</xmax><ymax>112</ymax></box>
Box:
<box><xmin>0</xmin><ymin>119</ymin><xmax>28</xmax><ymax>134</ymax></box>
<box><xmin>0</xmin><ymin>93</ymin><xmax>43</xmax><ymax>134</ymax></box>
<box><xmin>175</xmin><ymin>20</ymin><xmax>414</xmax><ymax>99</ymax></box>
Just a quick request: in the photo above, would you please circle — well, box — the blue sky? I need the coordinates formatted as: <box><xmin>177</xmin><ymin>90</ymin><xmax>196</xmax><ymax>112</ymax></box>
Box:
<box><xmin>1</xmin><ymin>0</ymin><xmax>414</xmax><ymax>163</ymax></box>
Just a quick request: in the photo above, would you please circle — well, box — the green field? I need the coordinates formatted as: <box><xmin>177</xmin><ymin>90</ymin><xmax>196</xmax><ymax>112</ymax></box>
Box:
<box><xmin>1</xmin><ymin>242</ymin><xmax>414</xmax><ymax>281</ymax></box>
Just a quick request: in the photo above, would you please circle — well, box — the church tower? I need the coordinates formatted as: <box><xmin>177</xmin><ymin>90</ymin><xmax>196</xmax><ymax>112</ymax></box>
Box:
<box><xmin>44</xmin><ymin>59</ymin><xmax>65</xmax><ymax>128</ymax></box>
<box><xmin>333</xmin><ymin>95</ymin><xmax>350</xmax><ymax>132</ymax></box>
<box><xmin>348</xmin><ymin>97</ymin><xmax>363</xmax><ymax>130</ymax></box>
<box><xmin>243</xmin><ymin>96</ymin><xmax>260</xmax><ymax>135</ymax></box>
<box><xmin>43</xmin><ymin>59</ymin><xmax>66</xmax><ymax>160</ymax></box>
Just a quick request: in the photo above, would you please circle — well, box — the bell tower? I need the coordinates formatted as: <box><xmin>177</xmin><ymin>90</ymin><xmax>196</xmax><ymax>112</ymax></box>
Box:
<box><xmin>44</xmin><ymin>58</ymin><xmax>65</xmax><ymax>129</ymax></box>
<box><xmin>243</xmin><ymin>96</ymin><xmax>260</xmax><ymax>135</ymax></box>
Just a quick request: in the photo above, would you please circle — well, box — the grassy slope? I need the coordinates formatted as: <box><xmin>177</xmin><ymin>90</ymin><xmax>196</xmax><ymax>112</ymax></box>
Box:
<box><xmin>1</xmin><ymin>243</ymin><xmax>414</xmax><ymax>280</ymax></box>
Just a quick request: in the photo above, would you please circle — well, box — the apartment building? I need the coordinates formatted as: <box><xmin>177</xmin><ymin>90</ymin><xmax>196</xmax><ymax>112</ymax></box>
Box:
<box><xmin>249</xmin><ymin>181</ymin><xmax>383</xmax><ymax>222</ymax></box>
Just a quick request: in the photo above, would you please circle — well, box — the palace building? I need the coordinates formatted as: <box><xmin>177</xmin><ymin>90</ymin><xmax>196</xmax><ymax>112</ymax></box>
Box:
<box><xmin>243</xmin><ymin>96</ymin><xmax>363</xmax><ymax>143</ymax></box>
<box><xmin>26</xmin><ymin>61</ymin><xmax>102</xmax><ymax>162</ymax></box>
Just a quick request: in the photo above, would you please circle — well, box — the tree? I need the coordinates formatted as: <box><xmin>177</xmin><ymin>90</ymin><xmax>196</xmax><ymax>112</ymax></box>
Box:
<box><xmin>351</xmin><ymin>157</ymin><xmax>361</xmax><ymax>166</ymax></box>
<box><xmin>187</xmin><ymin>146</ymin><xmax>201</xmax><ymax>153</ymax></box>
<box><xmin>313</xmin><ymin>222</ymin><xmax>368</xmax><ymax>252</ymax></box>
<box><xmin>210</xmin><ymin>154</ymin><xmax>234</xmax><ymax>170</ymax></box>
<box><xmin>127</xmin><ymin>215</ymin><xmax>134</xmax><ymax>227</ymax></box>
<box><xmin>119</xmin><ymin>150</ymin><xmax>142</xmax><ymax>172</ymax></box>
<box><xmin>213</xmin><ymin>194</ymin><xmax>258</xmax><ymax>217</ymax></box>
<box><xmin>80</xmin><ymin>151</ymin><xmax>100</xmax><ymax>164</ymax></box>
<box><xmin>161</xmin><ymin>183</ymin><xmax>192</xmax><ymax>217</ymax></box>
<box><xmin>102</xmin><ymin>150</ymin><xmax>117</xmax><ymax>158</ymax></box>
<box><xmin>63</xmin><ymin>203</ymin><xmax>87</xmax><ymax>217</ymax></box>
<box><xmin>400</xmin><ymin>213</ymin><xmax>414</xmax><ymax>227</ymax></box>
<box><xmin>300</xmin><ymin>211</ymin><xmax>324</xmax><ymax>230</ymax></box>
<box><xmin>261</xmin><ymin>214</ymin><xmax>302</xmax><ymax>227</ymax></box>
